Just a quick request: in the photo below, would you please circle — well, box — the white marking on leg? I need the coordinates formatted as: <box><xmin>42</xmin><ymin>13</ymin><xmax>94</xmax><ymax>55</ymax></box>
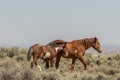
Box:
<box><xmin>55</xmin><ymin>47</ymin><xmax>59</xmax><ymax>52</ymax></box>
<box><xmin>37</xmin><ymin>65</ymin><xmax>42</xmax><ymax>71</ymax></box>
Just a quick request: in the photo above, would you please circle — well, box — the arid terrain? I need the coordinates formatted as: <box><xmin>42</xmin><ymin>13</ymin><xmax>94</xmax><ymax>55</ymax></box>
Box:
<box><xmin>0</xmin><ymin>46</ymin><xmax>120</xmax><ymax>80</ymax></box>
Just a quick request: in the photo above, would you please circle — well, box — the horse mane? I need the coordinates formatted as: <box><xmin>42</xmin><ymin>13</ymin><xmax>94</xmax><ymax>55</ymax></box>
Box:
<box><xmin>47</xmin><ymin>39</ymin><xmax>66</xmax><ymax>47</ymax></box>
<box><xmin>78</xmin><ymin>37</ymin><xmax>96</xmax><ymax>49</ymax></box>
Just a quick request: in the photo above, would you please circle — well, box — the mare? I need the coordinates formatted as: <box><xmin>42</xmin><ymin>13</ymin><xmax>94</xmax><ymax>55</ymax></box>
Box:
<box><xmin>27</xmin><ymin>39</ymin><xmax>66</xmax><ymax>71</ymax></box>
<box><xmin>55</xmin><ymin>37</ymin><xmax>102</xmax><ymax>72</ymax></box>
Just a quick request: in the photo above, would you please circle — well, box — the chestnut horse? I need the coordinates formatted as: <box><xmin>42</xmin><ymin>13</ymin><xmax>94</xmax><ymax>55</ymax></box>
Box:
<box><xmin>55</xmin><ymin>37</ymin><xmax>102</xmax><ymax>71</ymax></box>
<box><xmin>27</xmin><ymin>40</ymin><xmax>66</xmax><ymax>71</ymax></box>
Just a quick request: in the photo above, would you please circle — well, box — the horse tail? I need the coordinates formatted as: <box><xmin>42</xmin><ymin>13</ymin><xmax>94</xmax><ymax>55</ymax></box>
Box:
<box><xmin>27</xmin><ymin>46</ymin><xmax>33</xmax><ymax>61</ymax></box>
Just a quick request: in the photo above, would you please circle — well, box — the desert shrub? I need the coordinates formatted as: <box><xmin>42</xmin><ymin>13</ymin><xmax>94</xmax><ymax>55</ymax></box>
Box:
<box><xmin>0</xmin><ymin>47</ymin><xmax>10</xmax><ymax>58</ymax></box>
<box><xmin>0</xmin><ymin>53</ymin><xmax>6</xmax><ymax>58</ymax></box>
<box><xmin>106</xmin><ymin>69</ymin><xmax>119</xmax><ymax>75</ymax></box>
<box><xmin>0</xmin><ymin>47</ymin><xmax>10</xmax><ymax>53</ymax></box>
<box><xmin>81</xmin><ymin>76</ymin><xmax>94</xmax><ymax>80</ymax></box>
<box><xmin>39</xmin><ymin>74</ymin><xmax>58</xmax><ymax>80</ymax></box>
<box><xmin>15</xmin><ymin>54</ymin><xmax>26</xmax><ymax>62</ymax></box>
<box><xmin>20</xmin><ymin>48</ymin><xmax>27</xmax><ymax>54</ymax></box>
<box><xmin>107</xmin><ymin>56</ymin><xmax>112</xmax><ymax>61</ymax></box>
<box><xmin>21</xmin><ymin>69</ymin><xmax>35</xmax><ymax>80</ymax></box>
<box><xmin>112</xmin><ymin>54</ymin><xmax>120</xmax><ymax>61</ymax></box>
<box><xmin>0</xmin><ymin>48</ymin><xmax>120</xmax><ymax>80</ymax></box>
<box><xmin>95</xmin><ymin>59</ymin><xmax>108</xmax><ymax>65</ymax></box>
<box><xmin>0</xmin><ymin>47</ymin><xmax>27</xmax><ymax>58</ymax></box>
<box><xmin>7</xmin><ymin>47</ymin><xmax>20</xmax><ymax>58</ymax></box>
<box><xmin>0</xmin><ymin>58</ymin><xmax>21</xmax><ymax>80</ymax></box>
<box><xmin>85</xmin><ymin>53</ymin><xmax>93</xmax><ymax>59</ymax></box>
<box><xmin>86</xmin><ymin>58</ymin><xmax>92</xmax><ymax>65</ymax></box>
<box><xmin>78</xmin><ymin>72</ymin><xmax>96</xmax><ymax>80</ymax></box>
<box><xmin>84</xmin><ymin>53</ymin><xmax>97</xmax><ymax>66</ymax></box>
<box><xmin>95</xmin><ymin>73</ymin><xmax>108</xmax><ymax>80</ymax></box>
<box><xmin>90</xmin><ymin>65</ymin><xmax>119</xmax><ymax>76</ymax></box>
<box><xmin>0</xmin><ymin>68</ymin><xmax>19</xmax><ymax>80</ymax></box>
<box><xmin>114</xmin><ymin>73</ymin><xmax>120</xmax><ymax>80</ymax></box>
<box><xmin>7</xmin><ymin>51</ymin><xmax>15</xmax><ymax>58</ymax></box>
<box><xmin>96</xmin><ymin>59</ymin><xmax>102</xmax><ymax>65</ymax></box>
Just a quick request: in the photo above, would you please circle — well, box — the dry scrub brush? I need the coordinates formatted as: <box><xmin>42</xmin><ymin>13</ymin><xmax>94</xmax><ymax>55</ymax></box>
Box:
<box><xmin>0</xmin><ymin>47</ymin><xmax>120</xmax><ymax>80</ymax></box>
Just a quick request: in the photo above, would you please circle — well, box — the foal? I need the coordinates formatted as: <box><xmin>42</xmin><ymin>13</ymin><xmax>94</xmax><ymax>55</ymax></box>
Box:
<box><xmin>27</xmin><ymin>40</ymin><xmax>66</xmax><ymax>71</ymax></box>
<box><xmin>55</xmin><ymin>37</ymin><xmax>102</xmax><ymax>71</ymax></box>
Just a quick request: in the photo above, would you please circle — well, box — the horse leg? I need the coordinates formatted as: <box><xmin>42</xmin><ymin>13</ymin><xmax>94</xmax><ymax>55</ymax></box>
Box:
<box><xmin>45</xmin><ymin>58</ymin><xmax>49</xmax><ymax>69</ymax></box>
<box><xmin>50</xmin><ymin>58</ymin><xmax>54</xmax><ymax>68</ymax></box>
<box><xmin>78</xmin><ymin>56</ymin><xmax>87</xmax><ymax>70</ymax></box>
<box><xmin>33</xmin><ymin>56</ymin><xmax>42</xmax><ymax>71</ymax></box>
<box><xmin>55</xmin><ymin>53</ymin><xmax>61</xmax><ymax>70</ymax></box>
<box><xmin>70</xmin><ymin>58</ymin><xmax>76</xmax><ymax>72</ymax></box>
<box><xmin>31</xmin><ymin>62</ymin><xmax>34</xmax><ymax>68</ymax></box>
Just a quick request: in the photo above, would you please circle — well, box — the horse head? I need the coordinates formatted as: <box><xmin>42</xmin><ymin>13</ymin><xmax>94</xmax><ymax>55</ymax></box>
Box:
<box><xmin>92</xmin><ymin>37</ymin><xmax>102</xmax><ymax>53</ymax></box>
<box><xmin>47</xmin><ymin>39</ymin><xmax>67</xmax><ymax>53</ymax></box>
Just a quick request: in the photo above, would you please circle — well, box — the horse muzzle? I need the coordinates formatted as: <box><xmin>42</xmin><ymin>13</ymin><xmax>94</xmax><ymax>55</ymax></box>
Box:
<box><xmin>98</xmin><ymin>47</ymin><xmax>102</xmax><ymax>53</ymax></box>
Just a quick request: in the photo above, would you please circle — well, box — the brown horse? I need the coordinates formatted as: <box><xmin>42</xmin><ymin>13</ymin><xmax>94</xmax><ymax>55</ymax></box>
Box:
<box><xmin>55</xmin><ymin>37</ymin><xmax>102</xmax><ymax>71</ymax></box>
<box><xmin>27</xmin><ymin>39</ymin><xmax>66</xmax><ymax>71</ymax></box>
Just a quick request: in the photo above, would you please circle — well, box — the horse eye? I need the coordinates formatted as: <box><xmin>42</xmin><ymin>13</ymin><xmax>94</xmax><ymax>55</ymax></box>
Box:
<box><xmin>97</xmin><ymin>42</ymin><xmax>100</xmax><ymax>45</ymax></box>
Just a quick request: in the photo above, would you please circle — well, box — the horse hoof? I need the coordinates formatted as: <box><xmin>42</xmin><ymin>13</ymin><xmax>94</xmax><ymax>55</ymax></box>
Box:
<box><xmin>45</xmin><ymin>66</ymin><xmax>49</xmax><ymax>69</ymax></box>
<box><xmin>70</xmin><ymin>69</ymin><xmax>74</xmax><ymax>72</ymax></box>
<box><xmin>45</xmin><ymin>67</ymin><xmax>49</xmax><ymax>69</ymax></box>
<box><xmin>70</xmin><ymin>70</ymin><xmax>74</xmax><ymax>72</ymax></box>
<box><xmin>84</xmin><ymin>68</ymin><xmax>87</xmax><ymax>70</ymax></box>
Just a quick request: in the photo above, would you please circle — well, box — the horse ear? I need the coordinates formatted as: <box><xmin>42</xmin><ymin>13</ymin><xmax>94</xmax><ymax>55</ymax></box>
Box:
<box><xmin>94</xmin><ymin>37</ymin><xmax>97</xmax><ymax>43</ymax></box>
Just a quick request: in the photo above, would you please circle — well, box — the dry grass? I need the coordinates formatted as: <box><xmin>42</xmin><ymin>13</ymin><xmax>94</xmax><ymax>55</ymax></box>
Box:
<box><xmin>0</xmin><ymin>47</ymin><xmax>120</xmax><ymax>80</ymax></box>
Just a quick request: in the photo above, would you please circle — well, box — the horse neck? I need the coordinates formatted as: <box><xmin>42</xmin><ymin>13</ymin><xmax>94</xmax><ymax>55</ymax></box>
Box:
<box><xmin>79</xmin><ymin>38</ymin><xmax>94</xmax><ymax>50</ymax></box>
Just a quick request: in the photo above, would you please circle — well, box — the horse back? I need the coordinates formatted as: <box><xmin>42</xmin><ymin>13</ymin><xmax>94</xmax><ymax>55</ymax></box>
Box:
<box><xmin>65</xmin><ymin>40</ymin><xmax>79</xmax><ymax>52</ymax></box>
<box><xmin>63</xmin><ymin>40</ymin><xmax>85</xmax><ymax>57</ymax></box>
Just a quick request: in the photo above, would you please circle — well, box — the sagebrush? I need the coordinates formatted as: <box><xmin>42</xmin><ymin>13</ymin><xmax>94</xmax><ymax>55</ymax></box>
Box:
<box><xmin>0</xmin><ymin>47</ymin><xmax>120</xmax><ymax>80</ymax></box>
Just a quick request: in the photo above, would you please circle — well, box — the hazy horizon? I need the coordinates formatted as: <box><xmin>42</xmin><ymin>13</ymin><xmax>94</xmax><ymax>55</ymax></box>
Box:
<box><xmin>0</xmin><ymin>0</ymin><xmax>120</xmax><ymax>47</ymax></box>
